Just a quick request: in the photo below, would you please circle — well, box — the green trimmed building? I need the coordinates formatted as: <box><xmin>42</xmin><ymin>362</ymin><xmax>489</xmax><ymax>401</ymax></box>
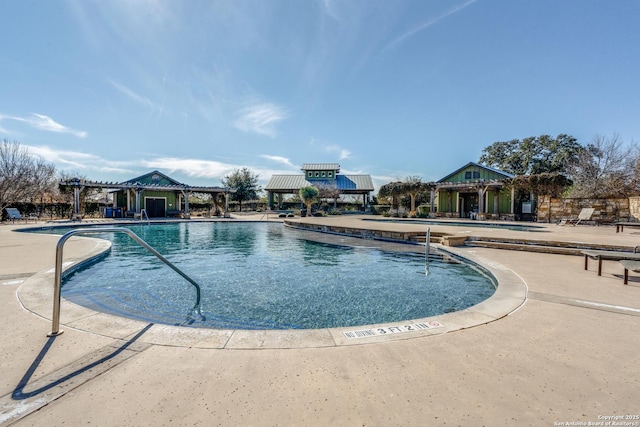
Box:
<box><xmin>60</xmin><ymin>170</ymin><xmax>233</xmax><ymax>218</ymax></box>
<box><xmin>436</xmin><ymin>162</ymin><xmax>515</xmax><ymax>220</ymax></box>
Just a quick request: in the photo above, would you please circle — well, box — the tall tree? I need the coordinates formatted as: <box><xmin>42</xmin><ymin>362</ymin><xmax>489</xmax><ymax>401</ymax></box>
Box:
<box><xmin>479</xmin><ymin>134</ymin><xmax>582</xmax><ymax>175</ymax></box>
<box><xmin>0</xmin><ymin>139</ymin><xmax>56</xmax><ymax>211</ymax></box>
<box><xmin>221</xmin><ymin>168</ymin><xmax>261</xmax><ymax>212</ymax></box>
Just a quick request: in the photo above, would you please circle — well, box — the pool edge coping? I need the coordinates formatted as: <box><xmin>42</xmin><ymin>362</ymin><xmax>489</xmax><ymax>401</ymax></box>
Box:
<box><xmin>16</xmin><ymin>226</ymin><xmax>527</xmax><ymax>350</ymax></box>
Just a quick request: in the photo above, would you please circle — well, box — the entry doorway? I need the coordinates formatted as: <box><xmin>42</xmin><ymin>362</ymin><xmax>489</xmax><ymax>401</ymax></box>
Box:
<box><xmin>459</xmin><ymin>193</ymin><xmax>478</xmax><ymax>218</ymax></box>
<box><xmin>145</xmin><ymin>197</ymin><xmax>166</xmax><ymax>217</ymax></box>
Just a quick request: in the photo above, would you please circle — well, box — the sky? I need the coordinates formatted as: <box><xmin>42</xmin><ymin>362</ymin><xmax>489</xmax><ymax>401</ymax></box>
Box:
<box><xmin>2</xmin><ymin>0</ymin><xmax>640</xmax><ymax>192</ymax></box>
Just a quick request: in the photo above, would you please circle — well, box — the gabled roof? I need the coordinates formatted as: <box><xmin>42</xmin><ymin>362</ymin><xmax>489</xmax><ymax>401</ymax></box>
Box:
<box><xmin>121</xmin><ymin>170</ymin><xmax>182</xmax><ymax>186</ymax></box>
<box><xmin>437</xmin><ymin>162</ymin><xmax>514</xmax><ymax>183</ymax></box>
<box><xmin>301</xmin><ymin>163</ymin><xmax>340</xmax><ymax>172</ymax></box>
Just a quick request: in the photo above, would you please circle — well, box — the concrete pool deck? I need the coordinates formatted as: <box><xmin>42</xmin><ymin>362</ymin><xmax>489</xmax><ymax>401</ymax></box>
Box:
<box><xmin>1</xmin><ymin>216</ymin><xmax>639</xmax><ymax>425</ymax></box>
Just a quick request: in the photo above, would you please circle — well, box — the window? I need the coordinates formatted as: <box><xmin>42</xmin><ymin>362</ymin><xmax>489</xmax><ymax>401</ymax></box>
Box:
<box><xmin>328</xmin><ymin>172</ymin><xmax>333</xmax><ymax>178</ymax></box>
<box><xmin>473</xmin><ymin>171</ymin><xmax>480</xmax><ymax>179</ymax></box>
<box><xmin>315</xmin><ymin>172</ymin><xmax>319</xmax><ymax>177</ymax></box>
<box><xmin>465</xmin><ymin>171</ymin><xmax>480</xmax><ymax>179</ymax></box>
<box><xmin>321</xmin><ymin>171</ymin><xmax>326</xmax><ymax>177</ymax></box>
<box><xmin>465</xmin><ymin>172</ymin><xmax>471</xmax><ymax>179</ymax></box>
<box><xmin>308</xmin><ymin>171</ymin><xmax>312</xmax><ymax>177</ymax></box>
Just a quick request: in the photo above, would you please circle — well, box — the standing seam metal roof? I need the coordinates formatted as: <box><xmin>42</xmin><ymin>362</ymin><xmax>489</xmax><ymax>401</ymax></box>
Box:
<box><xmin>265</xmin><ymin>174</ymin><xmax>374</xmax><ymax>191</ymax></box>
<box><xmin>300</xmin><ymin>163</ymin><xmax>341</xmax><ymax>171</ymax></box>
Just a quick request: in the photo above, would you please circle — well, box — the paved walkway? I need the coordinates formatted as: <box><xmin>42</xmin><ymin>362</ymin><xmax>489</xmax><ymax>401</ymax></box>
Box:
<box><xmin>1</xmin><ymin>217</ymin><xmax>639</xmax><ymax>426</ymax></box>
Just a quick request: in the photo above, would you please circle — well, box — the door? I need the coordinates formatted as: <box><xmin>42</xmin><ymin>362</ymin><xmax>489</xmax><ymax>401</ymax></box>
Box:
<box><xmin>145</xmin><ymin>198</ymin><xmax>166</xmax><ymax>217</ymax></box>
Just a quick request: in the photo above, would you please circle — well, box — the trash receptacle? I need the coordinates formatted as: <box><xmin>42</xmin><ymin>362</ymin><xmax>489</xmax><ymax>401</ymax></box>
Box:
<box><xmin>114</xmin><ymin>208</ymin><xmax>122</xmax><ymax>218</ymax></box>
<box><xmin>104</xmin><ymin>207</ymin><xmax>113</xmax><ymax>218</ymax></box>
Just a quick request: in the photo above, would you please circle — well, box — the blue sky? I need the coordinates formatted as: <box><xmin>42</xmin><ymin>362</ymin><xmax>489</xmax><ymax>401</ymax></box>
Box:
<box><xmin>1</xmin><ymin>1</ymin><xmax>639</xmax><ymax>191</ymax></box>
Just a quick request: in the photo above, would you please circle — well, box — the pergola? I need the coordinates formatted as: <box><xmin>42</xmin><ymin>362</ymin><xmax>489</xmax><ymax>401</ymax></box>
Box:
<box><xmin>60</xmin><ymin>177</ymin><xmax>235</xmax><ymax>219</ymax></box>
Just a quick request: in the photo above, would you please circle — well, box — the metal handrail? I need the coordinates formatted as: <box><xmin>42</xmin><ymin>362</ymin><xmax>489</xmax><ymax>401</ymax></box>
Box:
<box><xmin>139</xmin><ymin>208</ymin><xmax>150</xmax><ymax>225</ymax></box>
<box><xmin>48</xmin><ymin>227</ymin><xmax>202</xmax><ymax>337</ymax></box>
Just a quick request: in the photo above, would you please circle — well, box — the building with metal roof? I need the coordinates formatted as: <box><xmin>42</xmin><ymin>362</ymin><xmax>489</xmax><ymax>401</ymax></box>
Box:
<box><xmin>60</xmin><ymin>170</ymin><xmax>234</xmax><ymax>219</ymax></box>
<box><xmin>436</xmin><ymin>162</ymin><xmax>516</xmax><ymax>220</ymax></box>
<box><xmin>265</xmin><ymin>163</ymin><xmax>374</xmax><ymax>211</ymax></box>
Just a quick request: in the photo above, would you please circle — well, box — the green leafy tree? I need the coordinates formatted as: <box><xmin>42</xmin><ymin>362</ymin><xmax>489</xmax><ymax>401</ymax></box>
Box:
<box><xmin>401</xmin><ymin>176</ymin><xmax>435</xmax><ymax>215</ymax></box>
<box><xmin>510</xmin><ymin>173</ymin><xmax>572</xmax><ymax>222</ymax></box>
<box><xmin>299</xmin><ymin>186</ymin><xmax>318</xmax><ymax>216</ymax></box>
<box><xmin>479</xmin><ymin>134</ymin><xmax>582</xmax><ymax>175</ymax></box>
<box><xmin>377</xmin><ymin>181</ymin><xmax>403</xmax><ymax>211</ymax></box>
<box><xmin>221</xmin><ymin>168</ymin><xmax>261</xmax><ymax>212</ymax></box>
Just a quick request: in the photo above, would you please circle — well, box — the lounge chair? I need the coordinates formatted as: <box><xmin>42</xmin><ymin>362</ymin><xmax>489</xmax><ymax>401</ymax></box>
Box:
<box><xmin>560</xmin><ymin>208</ymin><xmax>595</xmax><ymax>226</ymax></box>
<box><xmin>3</xmin><ymin>207</ymin><xmax>37</xmax><ymax>223</ymax></box>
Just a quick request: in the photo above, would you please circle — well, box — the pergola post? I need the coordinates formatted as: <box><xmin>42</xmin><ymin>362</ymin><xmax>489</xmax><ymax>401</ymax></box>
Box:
<box><xmin>182</xmin><ymin>187</ymin><xmax>191</xmax><ymax>218</ymax></box>
<box><xmin>430</xmin><ymin>188</ymin><xmax>435</xmax><ymax>218</ymax></box>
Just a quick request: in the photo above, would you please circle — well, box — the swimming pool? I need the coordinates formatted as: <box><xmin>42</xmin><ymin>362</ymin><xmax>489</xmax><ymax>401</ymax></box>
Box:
<box><xmin>44</xmin><ymin>222</ymin><xmax>496</xmax><ymax>330</ymax></box>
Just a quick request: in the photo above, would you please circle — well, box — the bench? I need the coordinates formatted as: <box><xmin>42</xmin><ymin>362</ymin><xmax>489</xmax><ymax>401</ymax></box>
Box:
<box><xmin>615</xmin><ymin>222</ymin><xmax>640</xmax><ymax>233</ymax></box>
<box><xmin>620</xmin><ymin>260</ymin><xmax>640</xmax><ymax>285</ymax></box>
<box><xmin>582</xmin><ymin>250</ymin><xmax>640</xmax><ymax>276</ymax></box>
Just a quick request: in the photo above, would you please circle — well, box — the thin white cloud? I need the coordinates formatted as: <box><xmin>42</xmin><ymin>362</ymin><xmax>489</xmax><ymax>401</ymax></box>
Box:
<box><xmin>325</xmin><ymin>144</ymin><xmax>351</xmax><ymax>160</ymax></box>
<box><xmin>143</xmin><ymin>157</ymin><xmax>242</xmax><ymax>179</ymax></box>
<box><xmin>384</xmin><ymin>0</ymin><xmax>478</xmax><ymax>51</ymax></box>
<box><xmin>309</xmin><ymin>138</ymin><xmax>352</xmax><ymax>160</ymax></box>
<box><xmin>0</xmin><ymin>113</ymin><xmax>87</xmax><ymax>138</ymax></box>
<box><xmin>26</xmin><ymin>145</ymin><xmax>99</xmax><ymax>169</ymax></box>
<box><xmin>109</xmin><ymin>79</ymin><xmax>161</xmax><ymax>113</ymax></box>
<box><xmin>233</xmin><ymin>102</ymin><xmax>289</xmax><ymax>137</ymax></box>
<box><xmin>260</xmin><ymin>154</ymin><xmax>296</xmax><ymax>169</ymax></box>
<box><xmin>321</xmin><ymin>0</ymin><xmax>340</xmax><ymax>21</ymax></box>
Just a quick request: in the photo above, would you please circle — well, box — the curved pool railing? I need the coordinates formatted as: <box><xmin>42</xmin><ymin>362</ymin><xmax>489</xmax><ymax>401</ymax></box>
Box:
<box><xmin>48</xmin><ymin>227</ymin><xmax>202</xmax><ymax>337</ymax></box>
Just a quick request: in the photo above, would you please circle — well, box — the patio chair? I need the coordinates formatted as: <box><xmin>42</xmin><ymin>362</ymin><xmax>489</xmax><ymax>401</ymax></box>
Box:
<box><xmin>564</xmin><ymin>208</ymin><xmax>595</xmax><ymax>226</ymax></box>
<box><xmin>3</xmin><ymin>207</ymin><xmax>32</xmax><ymax>223</ymax></box>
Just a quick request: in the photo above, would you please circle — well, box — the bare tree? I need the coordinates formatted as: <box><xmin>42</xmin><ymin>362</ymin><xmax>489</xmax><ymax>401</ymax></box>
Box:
<box><xmin>567</xmin><ymin>134</ymin><xmax>637</xmax><ymax>198</ymax></box>
<box><xmin>0</xmin><ymin>139</ymin><xmax>56</xmax><ymax>211</ymax></box>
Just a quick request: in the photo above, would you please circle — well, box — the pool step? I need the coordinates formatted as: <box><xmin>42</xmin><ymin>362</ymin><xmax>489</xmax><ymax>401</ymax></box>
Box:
<box><xmin>465</xmin><ymin>237</ymin><xmax>634</xmax><ymax>255</ymax></box>
<box><xmin>407</xmin><ymin>234</ymin><xmax>445</xmax><ymax>244</ymax></box>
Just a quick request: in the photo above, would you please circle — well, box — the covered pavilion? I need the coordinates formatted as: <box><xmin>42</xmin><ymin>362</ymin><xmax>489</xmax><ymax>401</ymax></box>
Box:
<box><xmin>60</xmin><ymin>170</ymin><xmax>235</xmax><ymax>219</ymax></box>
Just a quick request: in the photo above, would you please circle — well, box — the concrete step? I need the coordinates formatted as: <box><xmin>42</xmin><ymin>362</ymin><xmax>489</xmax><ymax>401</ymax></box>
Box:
<box><xmin>466</xmin><ymin>240</ymin><xmax>583</xmax><ymax>255</ymax></box>
<box><xmin>465</xmin><ymin>237</ymin><xmax>636</xmax><ymax>255</ymax></box>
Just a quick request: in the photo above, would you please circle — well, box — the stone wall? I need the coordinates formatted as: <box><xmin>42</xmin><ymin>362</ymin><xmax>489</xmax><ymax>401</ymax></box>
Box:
<box><xmin>536</xmin><ymin>197</ymin><xmax>632</xmax><ymax>224</ymax></box>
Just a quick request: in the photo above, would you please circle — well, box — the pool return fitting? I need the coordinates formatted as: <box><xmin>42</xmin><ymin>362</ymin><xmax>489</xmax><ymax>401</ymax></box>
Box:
<box><xmin>48</xmin><ymin>227</ymin><xmax>203</xmax><ymax>337</ymax></box>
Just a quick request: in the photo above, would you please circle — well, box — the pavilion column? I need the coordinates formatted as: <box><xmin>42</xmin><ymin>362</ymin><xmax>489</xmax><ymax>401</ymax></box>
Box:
<box><xmin>493</xmin><ymin>193</ymin><xmax>499</xmax><ymax>214</ymax></box>
<box><xmin>430</xmin><ymin>189</ymin><xmax>435</xmax><ymax>218</ymax></box>
<box><xmin>73</xmin><ymin>187</ymin><xmax>81</xmax><ymax>215</ymax></box>
<box><xmin>267</xmin><ymin>192</ymin><xmax>274</xmax><ymax>210</ymax></box>
<box><xmin>224</xmin><ymin>192</ymin><xmax>230</xmax><ymax>218</ymax></box>
<box><xmin>135</xmin><ymin>189</ymin><xmax>143</xmax><ymax>213</ymax></box>
<box><xmin>183</xmin><ymin>188</ymin><xmax>191</xmax><ymax>218</ymax></box>
<box><xmin>510</xmin><ymin>187</ymin><xmax>515</xmax><ymax>214</ymax></box>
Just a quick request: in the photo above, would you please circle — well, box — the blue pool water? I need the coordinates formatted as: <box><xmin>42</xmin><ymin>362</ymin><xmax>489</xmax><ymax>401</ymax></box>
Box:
<box><xmin>41</xmin><ymin>222</ymin><xmax>496</xmax><ymax>330</ymax></box>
